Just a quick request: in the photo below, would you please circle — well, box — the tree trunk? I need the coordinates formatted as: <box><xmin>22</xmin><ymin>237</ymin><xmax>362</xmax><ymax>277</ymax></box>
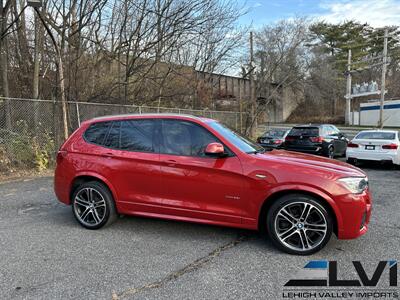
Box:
<box><xmin>0</xmin><ymin>0</ymin><xmax>11</xmax><ymax>130</ymax></box>
<box><xmin>58</xmin><ymin>54</ymin><xmax>69</xmax><ymax>140</ymax></box>
<box><xmin>34</xmin><ymin>6</ymin><xmax>69</xmax><ymax>140</ymax></box>
<box><xmin>33</xmin><ymin>12</ymin><xmax>42</xmax><ymax>133</ymax></box>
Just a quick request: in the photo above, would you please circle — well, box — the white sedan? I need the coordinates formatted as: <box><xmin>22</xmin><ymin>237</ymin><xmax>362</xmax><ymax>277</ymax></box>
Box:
<box><xmin>346</xmin><ymin>130</ymin><xmax>400</xmax><ymax>166</ymax></box>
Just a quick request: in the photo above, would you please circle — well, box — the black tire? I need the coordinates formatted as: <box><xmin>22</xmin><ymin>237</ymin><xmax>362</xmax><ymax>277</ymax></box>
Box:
<box><xmin>71</xmin><ymin>181</ymin><xmax>117</xmax><ymax>229</ymax></box>
<box><xmin>266</xmin><ymin>194</ymin><xmax>333</xmax><ymax>255</ymax></box>
<box><xmin>327</xmin><ymin>146</ymin><xmax>334</xmax><ymax>159</ymax></box>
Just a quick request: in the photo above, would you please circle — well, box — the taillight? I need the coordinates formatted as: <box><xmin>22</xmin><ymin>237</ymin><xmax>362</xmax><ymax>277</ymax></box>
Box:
<box><xmin>309</xmin><ymin>136</ymin><xmax>323</xmax><ymax>143</ymax></box>
<box><xmin>347</xmin><ymin>142</ymin><xmax>359</xmax><ymax>148</ymax></box>
<box><xmin>274</xmin><ymin>139</ymin><xmax>283</xmax><ymax>144</ymax></box>
<box><xmin>382</xmin><ymin>143</ymin><xmax>398</xmax><ymax>150</ymax></box>
<box><xmin>285</xmin><ymin>136</ymin><xmax>295</xmax><ymax>142</ymax></box>
<box><xmin>56</xmin><ymin>150</ymin><xmax>67</xmax><ymax>164</ymax></box>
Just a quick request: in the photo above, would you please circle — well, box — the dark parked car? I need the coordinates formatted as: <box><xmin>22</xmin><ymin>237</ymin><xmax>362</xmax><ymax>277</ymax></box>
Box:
<box><xmin>257</xmin><ymin>128</ymin><xmax>289</xmax><ymax>149</ymax></box>
<box><xmin>283</xmin><ymin>124</ymin><xmax>349</xmax><ymax>158</ymax></box>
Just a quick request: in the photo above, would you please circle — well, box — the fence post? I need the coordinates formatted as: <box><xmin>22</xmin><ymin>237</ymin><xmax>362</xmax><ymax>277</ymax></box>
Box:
<box><xmin>240</xmin><ymin>104</ymin><xmax>243</xmax><ymax>134</ymax></box>
<box><xmin>139</xmin><ymin>106</ymin><xmax>142</xmax><ymax>114</ymax></box>
<box><xmin>235</xmin><ymin>113</ymin><xmax>238</xmax><ymax>131</ymax></box>
<box><xmin>76</xmin><ymin>102</ymin><xmax>81</xmax><ymax>127</ymax></box>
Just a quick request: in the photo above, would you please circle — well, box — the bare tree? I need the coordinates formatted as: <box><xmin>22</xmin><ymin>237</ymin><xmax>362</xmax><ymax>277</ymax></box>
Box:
<box><xmin>242</xmin><ymin>18</ymin><xmax>309</xmax><ymax>135</ymax></box>
<box><xmin>1</xmin><ymin>0</ymin><xmax>245</xmax><ymax>128</ymax></box>
<box><xmin>0</xmin><ymin>0</ymin><xmax>12</xmax><ymax>130</ymax></box>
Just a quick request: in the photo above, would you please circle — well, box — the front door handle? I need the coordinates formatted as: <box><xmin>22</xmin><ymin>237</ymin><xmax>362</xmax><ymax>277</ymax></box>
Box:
<box><xmin>164</xmin><ymin>159</ymin><xmax>177</xmax><ymax>166</ymax></box>
<box><xmin>101</xmin><ymin>152</ymin><xmax>114</xmax><ymax>158</ymax></box>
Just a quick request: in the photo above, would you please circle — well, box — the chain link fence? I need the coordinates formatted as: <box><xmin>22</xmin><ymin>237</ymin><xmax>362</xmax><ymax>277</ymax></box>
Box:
<box><xmin>0</xmin><ymin>97</ymin><xmax>246</xmax><ymax>174</ymax></box>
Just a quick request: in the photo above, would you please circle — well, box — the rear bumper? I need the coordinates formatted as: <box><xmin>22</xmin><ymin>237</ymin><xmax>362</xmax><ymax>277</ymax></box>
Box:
<box><xmin>260</xmin><ymin>144</ymin><xmax>282</xmax><ymax>149</ymax></box>
<box><xmin>54</xmin><ymin>161</ymin><xmax>74</xmax><ymax>205</ymax></box>
<box><xmin>284</xmin><ymin>146</ymin><xmax>324</xmax><ymax>155</ymax></box>
<box><xmin>336</xmin><ymin>190</ymin><xmax>372</xmax><ymax>240</ymax></box>
<box><xmin>346</xmin><ymin>149</ymin><xmax>399</xmax><ymax>165</ymax></box>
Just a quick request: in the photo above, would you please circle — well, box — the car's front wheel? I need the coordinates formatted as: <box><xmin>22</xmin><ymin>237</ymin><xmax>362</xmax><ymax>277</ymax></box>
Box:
<box><xmin>266</xmin><ymin>194</ymin><xmax>333</xmax><ymax>255</ymax></box>
<box><xmin>327</xmin><ymin>146</ymin><xmax>334</xmax><ymax>159</ymax></box>
<box><xmin>71</xmin><ymin>181</ymin><xmax>117</xmax><ymax>229</ymax></box>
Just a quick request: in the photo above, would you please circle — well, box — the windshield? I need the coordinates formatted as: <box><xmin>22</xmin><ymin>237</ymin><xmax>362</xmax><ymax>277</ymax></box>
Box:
<box><xmin>263</xmin><ymin>129</ymin><xmax>287</xmax><ymax>138</ymax></box>
<box><xmin>209</xmin><ymin>122</ymin><xmax>264</xmax><ymax>154</ymax></box>
<box><xmin>355</xmin><ymin>131</ymin><xmax>396</xmax><ymax>140</ymax></box>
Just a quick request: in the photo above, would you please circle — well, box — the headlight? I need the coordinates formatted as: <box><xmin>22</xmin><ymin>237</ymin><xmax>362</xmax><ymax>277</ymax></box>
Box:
<box><xmin>338</xmin><ymin>177</ymin><xmax>368</xmax><ymax>194</ymax></box>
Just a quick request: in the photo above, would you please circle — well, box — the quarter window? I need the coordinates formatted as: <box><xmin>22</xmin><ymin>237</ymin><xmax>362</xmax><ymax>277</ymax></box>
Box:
<box><xmin>104</xmin><ymin>121</ymin><xmax>121</xmax><ymax>148</ymax></box>
<box><xmin>84</xmin><ymin>121</ymin><xmax>112</xmax><ymax>145</ymax></box>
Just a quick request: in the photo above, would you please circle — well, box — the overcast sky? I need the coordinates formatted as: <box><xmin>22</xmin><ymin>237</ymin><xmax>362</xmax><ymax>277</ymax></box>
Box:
<box><xmin>238</xmin><ymin>0</ymin><xmax>400</xmax><ymax>28</ymax></box>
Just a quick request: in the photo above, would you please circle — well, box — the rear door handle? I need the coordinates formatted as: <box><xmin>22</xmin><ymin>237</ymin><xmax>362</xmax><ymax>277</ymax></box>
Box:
<box><xmin>101</xmin><ymin>152</ymin><xmax>114</xmax><ymax>158</ymax></box>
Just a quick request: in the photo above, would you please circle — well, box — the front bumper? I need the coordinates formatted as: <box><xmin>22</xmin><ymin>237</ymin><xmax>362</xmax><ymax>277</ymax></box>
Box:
<box><xmin>336</xmin><ymin>190</ymin><xmax>372</xmax><ymax>239</ymax></box>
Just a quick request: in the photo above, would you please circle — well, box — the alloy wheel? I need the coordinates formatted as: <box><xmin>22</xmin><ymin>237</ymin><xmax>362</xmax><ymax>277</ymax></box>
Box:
<box><xmin>274</xmin><ymin>202</ymin><xmax>328</xmax><ymax>252</ymax></box>
<box><xmin>74</xmin><ymin>187</ymin><xmax>107</xmax><ymax>226</ymax></box>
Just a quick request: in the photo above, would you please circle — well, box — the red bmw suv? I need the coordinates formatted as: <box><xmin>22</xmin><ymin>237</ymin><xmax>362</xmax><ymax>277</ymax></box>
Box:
<box><xmin>54</xmin><ymin>114</ymin><xmax>372</xmax><ymax>255</ymax></box>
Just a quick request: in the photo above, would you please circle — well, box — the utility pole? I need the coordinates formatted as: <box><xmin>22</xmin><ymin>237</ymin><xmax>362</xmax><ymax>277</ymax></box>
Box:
<box><xmin>345</xmin><ymin>49</ymin><xmax>352</xmax><ymax>125</ymax></box>
<box><xmin>249</xmin><ymin>31</ymin><xmax>256</xmax><ymax>137</ymax></box>
<box><xmin>378</xmin><ymin>28</ymin><xmax>388</xmax><ymax>129</ymax></box>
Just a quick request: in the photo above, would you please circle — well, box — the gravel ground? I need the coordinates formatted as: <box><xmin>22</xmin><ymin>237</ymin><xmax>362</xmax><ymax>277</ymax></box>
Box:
<box><xmin>0</xmin><ymin>163</ymin><xmax>399</xmax><ymax>299</ymax></box>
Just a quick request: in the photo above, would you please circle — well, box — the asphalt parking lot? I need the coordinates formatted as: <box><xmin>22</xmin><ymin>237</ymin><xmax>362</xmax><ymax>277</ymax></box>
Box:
<box><xmin>0</xmin><ymin>163</ymin><xmax>399</xmax><ymax>299</ymax></box>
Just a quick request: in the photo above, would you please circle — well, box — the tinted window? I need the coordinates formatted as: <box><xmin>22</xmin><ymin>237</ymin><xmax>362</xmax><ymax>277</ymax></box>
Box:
<box><xmin>355</xmin><ymin>132</ymin><xmax>396</xmax><ymax>140</ymax></box>
<box><xmin>120</xmin><ymin>120</ymin><xmax>155</xmax><ymax>152</ymax></box>
<box><xmin>263</xmin><ymin>129</ymin><xmax>287</xmax><ymax>138</ymax></box>
<box><xmin>84</xmin><ymin>121</ymin><xmax>112</xmax><ymax>145</ymax></box>
<box><xmin>161</xmin><ymin>120</ymin><xmax>219</xmax><ymax>157</ymax></box>
<box><xmin>104</xmin><ymin>121</ymin><xmax>121</xmax><ymax>148</ymax></box>
<box><xmin>289</xmin><ymin>127</ymin><xmax>319</xmax><ymax>136</ymax></box>
<box><xmin>209</xmin><ymin>122</ymin><xmax>263</xmax><ymax>154</ymax></box>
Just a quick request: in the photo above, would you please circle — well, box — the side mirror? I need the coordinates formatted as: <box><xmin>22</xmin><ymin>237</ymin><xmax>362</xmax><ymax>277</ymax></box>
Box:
<box><xmin>205</xmin><ymin>142</ymin><xmax>225</xmax><ymax>157</ymax></box>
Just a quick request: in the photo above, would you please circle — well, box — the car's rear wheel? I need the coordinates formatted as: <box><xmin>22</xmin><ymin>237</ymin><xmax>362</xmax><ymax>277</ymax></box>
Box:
<box><xmin>266</xmin><ymin>194</ymin><xmax>333</xmax><ymax>255</ymax></box>
<box><xmin>72</xmin><ymin>181</ymin><xmax>117</xmax><ymax>229</ymax></box>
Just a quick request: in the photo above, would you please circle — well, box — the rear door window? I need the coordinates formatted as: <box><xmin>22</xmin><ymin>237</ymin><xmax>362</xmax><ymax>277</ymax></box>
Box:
<box><xmin>84</xmin><ymin>121</ymin><xmax>112</xmax><ymax>145</ymax></box>
<box><xmin>120</xmin><ymin>120</ymin><xmax>155</xmax><ymax>152</ymax></box>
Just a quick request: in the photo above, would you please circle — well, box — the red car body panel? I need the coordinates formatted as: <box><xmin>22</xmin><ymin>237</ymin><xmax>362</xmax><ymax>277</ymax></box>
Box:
<box><xmin>54</xmin><ymin>114</ymin><xmax>372</xmax><ymax>239</ymax></box>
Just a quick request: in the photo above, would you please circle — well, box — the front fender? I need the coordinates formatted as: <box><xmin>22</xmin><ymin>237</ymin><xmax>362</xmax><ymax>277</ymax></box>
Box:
<box><xmin>260</xmin><ymin>184</ymin><xmax>344</xmax><ymax>233</ymax></box>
